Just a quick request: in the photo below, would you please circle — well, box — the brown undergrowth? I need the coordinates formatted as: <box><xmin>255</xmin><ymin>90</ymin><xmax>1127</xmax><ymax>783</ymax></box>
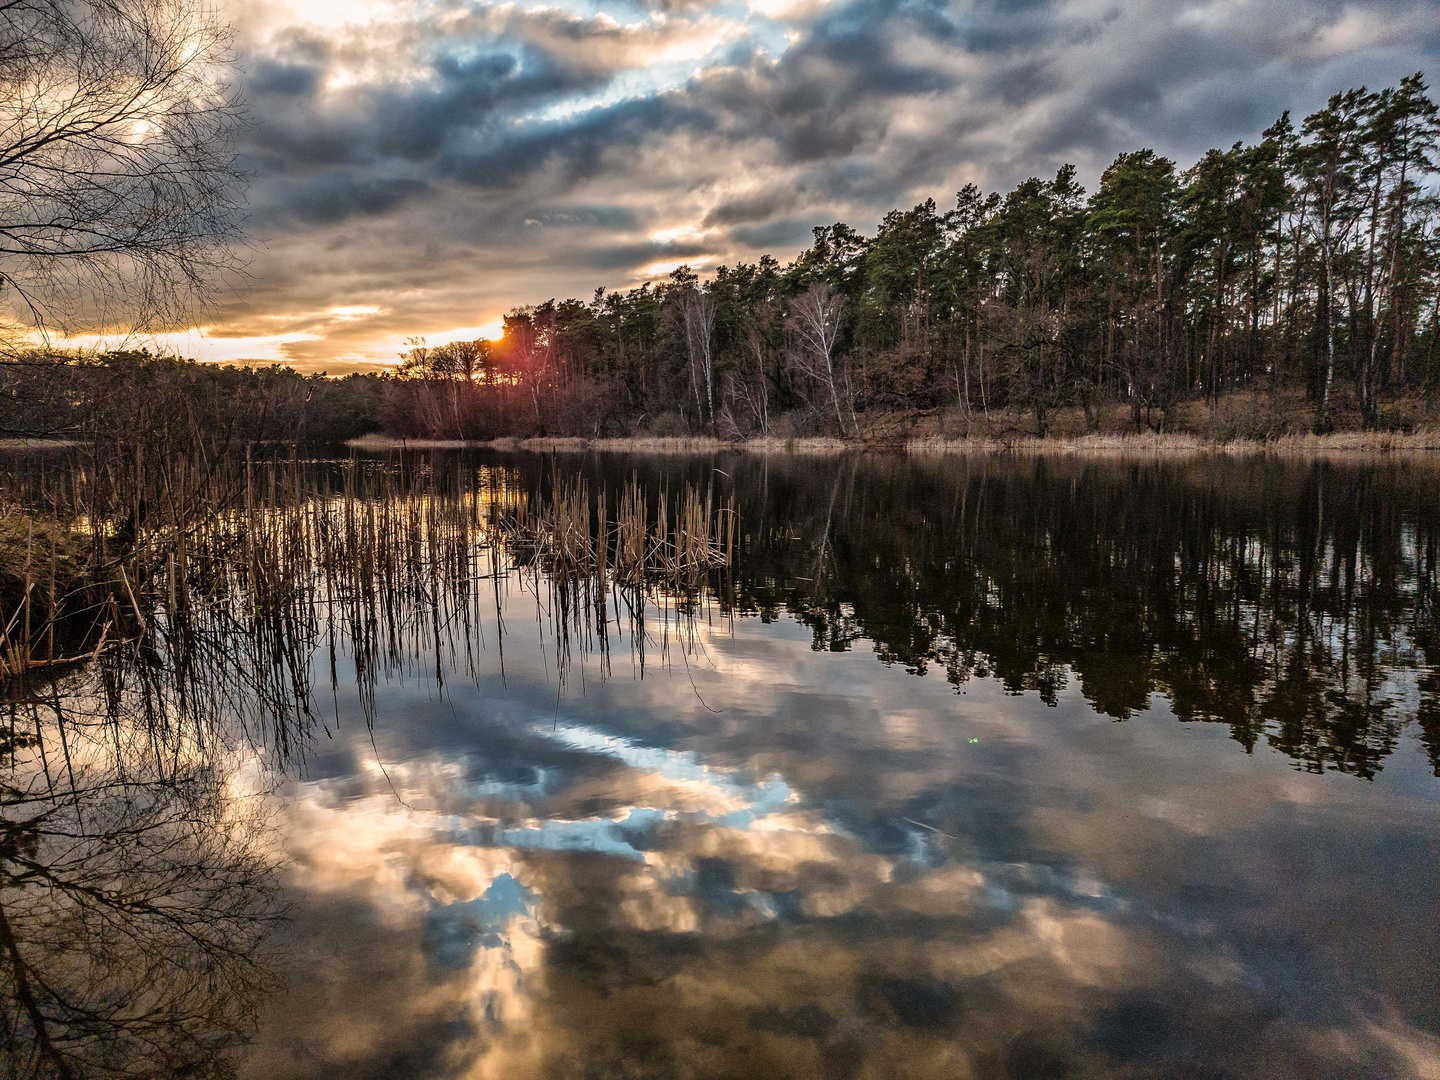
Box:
<box><xmin>348</xmin><ymin>392</ymin><xmax>1440</xmax><ymax>456</ymax></box>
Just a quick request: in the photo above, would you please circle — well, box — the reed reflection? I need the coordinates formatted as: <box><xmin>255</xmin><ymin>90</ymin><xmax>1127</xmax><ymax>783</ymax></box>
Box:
<box><xmin>507</xmin><ymin>450</ymin><xmax>1439</xmax><ymax>779</ymax></box>
<box><xmin>1</xmin><ymin>448</ymin><xmax>1436</xmax><ymax>1079</ymax></box>
<box><xmin>0</xmin><ymin>453</ymin><xmax>742</xmax><ymax>1077</ymax></box>
<box><xmin>9</xmin><ymin>447</ymin><xmax>1434</xmax><ymax>782</ymax></box>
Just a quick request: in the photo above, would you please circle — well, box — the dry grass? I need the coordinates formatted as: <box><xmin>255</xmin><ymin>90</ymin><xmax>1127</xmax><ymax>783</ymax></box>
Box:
<box><xmin>499</xmin><ymin>476</ymin><xmax>734</xmax><ymax>588</ymax></box>
<box><xmin>348</xmin><ymin>434</ymin><xmax>738</xmax><ymax>453</ymax></box>
<box><xmin>348</xmin><ymin>392</ymin><xmax>1440</xmax><ymax>458</ymax></box>
<box><xmin>350</xmin><ymin>428</ymin><xmax>1440</xmax><ymax>457</ymax></box>
<box><xmin>344</xmin><ymin>433</ymin><xmax>476</xmax><ymax>450</ymax></box>
<box><xmin>907</xmin><ymin>428</ymin><xmax>1440</xmax><ymax>456</ymax></box>
<box><xmin>352</xmin><ymin>433</ymin><xmax>857</xmax><ymax>454</ymax></box>
<box><xmin>0</xmin><ymin>438</ymin><xmax>79</xmax><ymax>450</ymax></box>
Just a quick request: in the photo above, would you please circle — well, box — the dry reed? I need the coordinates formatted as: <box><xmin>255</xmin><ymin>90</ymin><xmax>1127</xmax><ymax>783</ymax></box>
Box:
<box><xmin>0</xmin><ymin>452</ymin><xmax>738</xmax><ymax>763</ymax></box>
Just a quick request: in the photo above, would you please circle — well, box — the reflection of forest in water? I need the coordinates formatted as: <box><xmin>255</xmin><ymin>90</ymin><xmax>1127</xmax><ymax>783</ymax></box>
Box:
<box><xmin>564</xmin><ymin>451</ymin><xmax>1439</xmax><ymax>780</ymax></box>
<box><xmin>1</xmin><ymin>671</ymin><xmax>279</xmax><ymax>1080</ymax></box>
<box><xmin>6</xmin><ymin>449</ymin><xmax>1437</xmax><ymax>784</ymax></box>
<box><xmin>0</xmin><ymin>451</ymin><xmax>738</xmax><ymax>1079</ymax></box>
<box><xmin>2</xmin><ymin>448</ymin><xmax>1439</xmax><ymax>1078</ymax></box>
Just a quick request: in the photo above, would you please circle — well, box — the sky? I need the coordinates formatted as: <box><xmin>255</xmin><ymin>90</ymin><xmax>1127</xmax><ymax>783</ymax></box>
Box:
<box><xmin>155</xmin><ymin>0</ymin><xmax>1440</xmax><ymax>372</ymax></box>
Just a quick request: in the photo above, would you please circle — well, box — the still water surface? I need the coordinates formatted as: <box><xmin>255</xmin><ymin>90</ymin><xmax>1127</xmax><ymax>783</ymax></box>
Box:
<box><xmin>219</xmin><ymin>450</ymin><xmax>1440</xmax><ymax>1080</ymax></box>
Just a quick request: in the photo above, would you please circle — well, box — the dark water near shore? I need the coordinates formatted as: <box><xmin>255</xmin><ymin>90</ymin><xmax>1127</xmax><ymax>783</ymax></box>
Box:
<box><xmin>5</xmin><ymin>449</ymin><xmax>1437</xmax><ymax>1079</ymax></box>
<box><xmin>231</xmin><ymin>451</ymin><xmax>1439</xmax><ymax>1080</ymax></box>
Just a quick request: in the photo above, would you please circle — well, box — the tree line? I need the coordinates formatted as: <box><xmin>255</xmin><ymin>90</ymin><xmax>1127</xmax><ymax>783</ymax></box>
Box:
<box><xmin>3</xmin><ymin>72</ymin><xmax>1435</xmax><ymax>446</ymax></box>
<box><xmin>386</xmin><ymin>74</ymin><xmax>1440</xmax><ymax>440</ymax></box>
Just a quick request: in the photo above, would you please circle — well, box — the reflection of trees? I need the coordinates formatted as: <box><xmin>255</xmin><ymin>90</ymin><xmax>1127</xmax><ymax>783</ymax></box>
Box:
<box><xmin>0</xmin><ymin>454</ymin><xmax>742</xmax><ymax>1079</ymax></box>
<box><xmin>740</xmin><ymin>455</ymin><xmax>1440</xmax><ymax>777</ymax></box>
<box><xmin>1</xmin><ymin>448</ymin><xmax>1431</xmax><ymax>1078</ymax></box>
<box><xmin>0</xmin><ymin>677</ymin><xmax>280</xmax><ymax>1079</ymax></box>
<box><xmin>521</xmin><ymin>452</ymin><xmax>1439</xmax><ymax>779</ymax></box>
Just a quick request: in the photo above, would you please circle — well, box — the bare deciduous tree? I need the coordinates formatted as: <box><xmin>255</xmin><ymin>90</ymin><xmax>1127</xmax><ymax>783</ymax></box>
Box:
<box><xmin>742</xmin><ymin>313</ymin><xmax>773</xmax><ymax>436</ymax></box>
<box><xmin>680</xmin><ymin>288</ymin><xmax>716</xmax><ymax>427</ymax></box>
<box><xmin>785</xmin><ymin>283</ymin><xmax>851</xmax><ymax>435</ymax></box>
<box><xmin>504</xmin><ymin>311</ymin><xmax>555</xmax><ymax>421</ymax></box>
<box><xmin>432</xmin><ymin>340</ymin><xmax>490</xmax><ymax>383</ymax></box>
<box><xmin>0</xmin><ymin>0</ymin><xmax>247</xmax><ymax>350</ymax></box>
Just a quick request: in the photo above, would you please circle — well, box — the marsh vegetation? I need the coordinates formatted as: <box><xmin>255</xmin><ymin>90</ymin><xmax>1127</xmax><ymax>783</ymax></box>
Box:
<box><xmin>0</xmin><ymin>446</ymin><xmax>1436</xmax><ymax>1078</ymax></box>
<box><xmin>0</xmin><ymin>447</ymin><xmax>749</xmax><ymax>1078</ymax></box>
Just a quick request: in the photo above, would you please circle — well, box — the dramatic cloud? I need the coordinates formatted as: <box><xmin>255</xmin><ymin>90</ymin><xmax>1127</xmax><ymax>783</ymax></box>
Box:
<box><xmin>168</xmin><ymin>0</ymin><xmax>1439</xmax><ymax>368</ymax></box>
<box><xmin>238</xmin><ymin>582</ymin><xmax>1440</xmax><ymax>1078</ymax></box>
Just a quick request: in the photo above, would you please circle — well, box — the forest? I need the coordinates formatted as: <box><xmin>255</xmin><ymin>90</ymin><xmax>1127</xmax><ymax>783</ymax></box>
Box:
<box><xmin>380</xmin><ymin>74</ymin><xmax>1440</xmax><ymax>441</ymax></box>
<box><xmin>2</xmin><ymin>75</ymin><xmax>1437</xmax><ymax>446</ymax></box>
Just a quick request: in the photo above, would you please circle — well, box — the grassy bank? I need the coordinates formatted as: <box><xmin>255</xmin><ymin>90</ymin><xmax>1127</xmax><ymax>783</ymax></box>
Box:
<box><xmin>347</xmin><ymin>433</ymin><xmax>852</xmax><ymax>454</ymax></box>
<box><xmin>347</xmin><ymin>428</ymin><xmax>1440</xmax><ymax>458</ymax></box>
<box><xmin>348</xmin><ymin>432</ymin><xmax>1440</xmax><ymax>456</ymax></box>
<box><xmin>347</xmin><ymin>392</ymin><xmax>1440</xmax><ymax>456</ymax></box>
<box><xmin>907</xmin><ymin>429</ymin><xmax>1440</xmax><ymax>455</ymax></box>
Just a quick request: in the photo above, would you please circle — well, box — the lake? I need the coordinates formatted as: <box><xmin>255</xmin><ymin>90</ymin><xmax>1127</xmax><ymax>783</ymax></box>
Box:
<box><xmin>5</xmin><ymin>449</ymin><xmax>1438</xmax><ymax>1079</ymax></box>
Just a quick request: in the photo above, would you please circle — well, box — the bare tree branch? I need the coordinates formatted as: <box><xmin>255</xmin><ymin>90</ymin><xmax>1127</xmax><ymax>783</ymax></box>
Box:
<box><xmin>0</xmin><ymin>0</ymin><xmax>247</xmax><ymax>351</ymax></box>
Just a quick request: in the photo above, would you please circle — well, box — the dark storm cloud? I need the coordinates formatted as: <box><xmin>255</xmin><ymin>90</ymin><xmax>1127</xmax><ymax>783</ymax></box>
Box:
<box><xmin>215</xmin><ymin>0</ymin><xmax>1439</xmax><ymax>362</ymax></box>
<box><xmin>702</xmin><ymin>189</ymin><xmax>795</xmax><ymax>227</ymax></box>
<box><xmin>950</xmin><ymin>0</ymin><xmax>1108</xmax><ymax>55</ymax></box>
<box><xmin>730</xmin><ymin>218</ymin><xmax>824</xmax><ymax>249</ymax></box>
<box><xmin>243</xmin><ymin>0</ymin><xmax>969</xmax><ymax>199</ymax></box>
<box><xmin>241</xmin><ymin>2</ymin><xmax>731</xmax><ymax>173</ymax></box>
<box><xmin>265</xmin><ymin>171</ymin><xmax>433</xmax><ymax>226</ymax></box>
<box><xmin>1008</xmin><ymin>3</ymin><xmax>1437</xmax><ymax>178</ymax></box>
<box><xmin>438</xmin><ymin>94</ymin><xmax>707</xmax><ymax>189</ymax></box>
<box><xmin>246</xmin><ymin>47</ymin><xmax>599</xmax><ymax>172</ymax></box>
<box><xmin>576</xmin><ymin>238</ymin><xmax>715</xmax><ymax>271</ymax></box>
<box><xmin>677</xmin><ymin>17</ymin><xmax>956</xmax><ymax>166</ymax></box>
<box><xmin>247</xmin><ymin>58</ymin><xmax>322</xmax><ymax>97</ymax></box>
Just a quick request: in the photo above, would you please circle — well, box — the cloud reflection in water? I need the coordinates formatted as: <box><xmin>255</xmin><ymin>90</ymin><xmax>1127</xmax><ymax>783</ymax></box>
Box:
<box><xmin>242</xmin><ymin>570</ymin><xmax>1440</xmax><ymax>1080</ymax></box>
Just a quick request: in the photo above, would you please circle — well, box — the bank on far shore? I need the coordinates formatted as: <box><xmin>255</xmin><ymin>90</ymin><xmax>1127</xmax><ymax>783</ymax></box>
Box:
<box><xmin>347</xmin><ymin>395</ymin><xmax>1440</xmax><ymax>456</ymax></box>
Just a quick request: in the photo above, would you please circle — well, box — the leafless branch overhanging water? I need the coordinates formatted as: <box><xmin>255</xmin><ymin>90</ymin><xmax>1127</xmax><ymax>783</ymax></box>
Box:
<box><xmin>0</xmin><ymin>450</ymin><xmax>740</xmax><ymax>1078</ymax></box>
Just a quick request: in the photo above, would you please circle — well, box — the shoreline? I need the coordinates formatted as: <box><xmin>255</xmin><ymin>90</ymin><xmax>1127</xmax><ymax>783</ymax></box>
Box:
<box><xmin>345</xmin><ymin>429</ymin><xmax>1440</xmax><ymax>457</ymax></box>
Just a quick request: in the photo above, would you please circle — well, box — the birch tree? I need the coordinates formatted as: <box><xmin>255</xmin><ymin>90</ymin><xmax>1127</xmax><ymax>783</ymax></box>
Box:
<box><xmin>785</xmin><ymin>283</ymin><xmax>850</xmax><ymax>435</ymax></box>
<box><xmin>680</xmin><ymin>287</ymin><xmax>716</xmax><ymax>426</ymax></box>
